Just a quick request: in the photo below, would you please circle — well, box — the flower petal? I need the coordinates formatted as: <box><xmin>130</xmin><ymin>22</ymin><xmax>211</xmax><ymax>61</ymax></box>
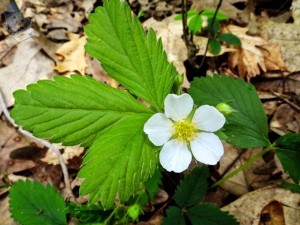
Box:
<box><xmin>144</xmin><ymin>113</ymin><xmax>173</xmax><ymax>146</ymax></box>
<box><xmin>190</xmin><ymin>132</ymin><xmax>224</xmax><ymax>165</ymax></box>
<box><xmin>193</xmin><ymin>105</ymin><xmax>225</xmax><ymax>132</ymax></box>
<box><xmin>164</xmin><ymin>93</ymin><xmax>193</xmax><ymax>121</ymax></box>
<box><xmin>159</xmin><ymin>139</ymin><xmax>192</xmax><ymax>173</ymax></box>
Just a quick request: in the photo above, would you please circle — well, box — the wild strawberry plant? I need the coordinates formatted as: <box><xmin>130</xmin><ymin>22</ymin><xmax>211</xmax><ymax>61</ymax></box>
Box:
<box><xmin>8</xmin><ymin>0</ymin><xmax>300</xmax><ymax>224</ymax></box>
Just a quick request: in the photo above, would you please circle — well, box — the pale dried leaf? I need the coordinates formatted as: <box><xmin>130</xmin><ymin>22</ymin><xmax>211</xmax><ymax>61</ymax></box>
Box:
<box><xmin>0</xmin><ymin>38</ymin><xmax>54</xmax><ymax>113</ymax></box>
<box><xmin>222</xmin><ymin>187</ymin><xmax>300</xmax><ymax>225</ymax></box>
<box><xmin>53</xmin><ymin>33</ymin><xmax>87</xmax><ymax>74</ymax></box>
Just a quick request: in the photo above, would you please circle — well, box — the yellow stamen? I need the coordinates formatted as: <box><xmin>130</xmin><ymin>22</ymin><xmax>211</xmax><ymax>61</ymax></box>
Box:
<box><xmin>173</xmin><ymin>120</ymin><xmax>198</xmax><ymax>143</ymax></box>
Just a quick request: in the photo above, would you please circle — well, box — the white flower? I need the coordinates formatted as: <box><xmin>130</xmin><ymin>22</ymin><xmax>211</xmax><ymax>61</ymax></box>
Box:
<box><xmin>144</xmin><ymin>93</ymin><xmax>226</xmax><ymax>173</ymax></box>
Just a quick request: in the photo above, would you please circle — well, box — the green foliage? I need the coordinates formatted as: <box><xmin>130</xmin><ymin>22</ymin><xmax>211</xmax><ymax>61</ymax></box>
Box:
<box><xmin>218</xmin><ymin>33</ymin><xmax>241</xmax><ymax>46</ymax></box>
<box><xmin>187</xmin><ymin>204</ymin><xmax>239</xmax><ymax>225</ymax></box>
<box><xmin>162</xmin><ymin>166</ymin><xmax>239</xmax><ymax>225</ymax></box>
<box><xmin>209</xmin><ymin>38</ymin><xmax>221</xmax><ymax>55</ymax></box>
<box><xmin>163</xmin><ymin>207</ymin><xmax>186</xmax><ymax>225</ymax></box>
<box><xmin>84</xmin><ymin>0</ymin><xmax>178</xmax><ymax>111</ymax></box>
<box><xmin>201</xmin><ymin>9</ymin><xmax>228</xmax><ymax>20</ymax></box>
<box><xmin>66</xmin><ymin>202</ymin><xmax>111</xmax><ymax>224</ymax></box>
<box><xmin>282</xmin><ymin>182</ymin><xmax>300</xmax><ymax>193</ymax></box>
<box><xmin>189</xmin><ymin>75</ymin><xmax>269</xmax><ymax>148</ymax></box>
<box><xmin>188</xmin><ymin>14</ymin><xmax>203</xmax><ymax>34</ymax></box>
<box><xmin>9</xmin><ymin>180</ymin><xmax>67</xmax><ymax>225</ymax></box>
<box><xmin>11</xmin><ymin>75</ymin><xmax>158</xmax><ymax>209</ymax></box>
<box><xmin>174</xmin><ymin>166</ymin><xmax>208</xmax><ymax>207</ymax></box>
<box><xmin>275</xmin><ymin>133</ymin><xmax>300</xmax><ymax>184</ymax></box>
<box><xmin>139</xmin><ymin>169</ymin><xmax>162</xmax><ymax>205</ymax></box>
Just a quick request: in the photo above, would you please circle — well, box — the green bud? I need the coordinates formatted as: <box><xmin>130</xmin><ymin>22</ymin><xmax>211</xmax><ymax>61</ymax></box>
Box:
<box><xmin>128</xmin><ymin>204</ymin><xmax>143</xmax><ymax>221</ymax></box>
<box><xmin>175</xmin><ymin>74</ymin><xmax>184</xmax><ymax>86</ymax></box>
<box><xmin>216</xmin><ymin>103</ymin><xmax>236</xmax><ymax>116</ymax></box>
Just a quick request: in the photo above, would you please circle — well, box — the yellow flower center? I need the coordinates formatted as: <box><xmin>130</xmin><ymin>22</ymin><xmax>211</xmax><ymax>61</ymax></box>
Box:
<box><xmin>173</xmin><ymin>120</ymin><xmax>198</xmax><ymax>143</ymax></box>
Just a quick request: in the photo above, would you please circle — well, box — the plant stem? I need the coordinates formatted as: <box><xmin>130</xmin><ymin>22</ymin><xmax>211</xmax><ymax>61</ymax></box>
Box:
<box><xmin>198</xmin><ymin>0</ymin><xmax>223</xmax><ymax>69</ymax></box>
<box><xmin>210</xmin><ymin>144</ymin><xmax>274</xmax><ymax>189</ymax></box>
<box><xmin>104</xmin><ymin>205</ymin><xmax>121</xmax><ymax>224</ymax></box>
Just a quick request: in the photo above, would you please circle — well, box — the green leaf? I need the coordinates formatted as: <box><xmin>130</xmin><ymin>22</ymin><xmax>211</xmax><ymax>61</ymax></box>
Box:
<box><xmin>188</xmin><ymin>75</ymin><xmax>269</xmax><ymax>148</ymax></box>
<box><xmin>11</xmin><ymin>75</ymin><xmax>152</xmax><ymax>147</ymax></box>
<box><xmin>201</xmin><ymin>9</ymin><xmax>229</xmax><ymax>20</ymax></box>
<box><xmin>187</xmin><ymin>204</ymin><xmax>239</xmax><ymax>225</ymax></box>
<box><xmin>9</xmin><ymin>180</ymin><xmax>67</xmax><ymax>225</ymax></box>
<box><xmin>11</xmin><ymin>75</ymin><xmax>158</xmax><ymax>208</ymax></box>
<box><xmin>282</xmin><ymin>182</ymin><xmax>300</xmax><ymax>193</ymax></box>
<box><xmin>78</xmin><ymin>115</ymin><xmax>158</xmax><ymax>208</ymax></box>
<box><xmin>162</xmin><ymin>206</ymin><xmax>186</xmax><ymax>225</ymax></box>
<box><xmin>174</xmin><ymin>166</ymin><xmax>208</xmax><ymax>207</ymax></box>
<box><xmin>139</xmin><ymin>169</ymin><xmax>162</xmax><ymax>205</ymax></box>
<box><xmin>218</xmin><ymin>33</ymin><xmax>241</xmax><ymax>46</ymax></box>
<box><xmin>207</xmin><ymin>18</ymin><xmax>219</xmax><ymax>35</ymax></box>
<box><xmin>209</xmin><ymin>38</ymin><xmax>221</xmax><ymax>55</ymax></box>
<box><xmin>188</xmin><ymin>14</ymin><xmax>203</xmax><ymax>34</ymax></box>
<box><xmin>275</xmin><ymin>133</ymin><xmax>300</xmax><ymax>184</ymax></box>
<box><xmin>175</xmin><ymin>10</ymin><xmax>199</xmax><ymax>20</ymax></box>
<box><xmin>85</xmin><ymin>0</ymin><xmax>177</xmax><ymax>111</ymax></box>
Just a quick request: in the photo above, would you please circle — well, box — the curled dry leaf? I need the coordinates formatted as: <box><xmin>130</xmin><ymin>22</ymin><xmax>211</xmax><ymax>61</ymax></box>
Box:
<box><xmin>222</xmin><ymin>187</ymin><xmax>300</xmax><ymax>225</ymax></box>
<box><xmin>225</xmin><ymin>25</ymin><xmax>287</xmax><ymax>80</ymax></box>
<box><xmin>53</xmin><ymin>32</ymin><xmax>87</xmax><ymax>75</ymax></box>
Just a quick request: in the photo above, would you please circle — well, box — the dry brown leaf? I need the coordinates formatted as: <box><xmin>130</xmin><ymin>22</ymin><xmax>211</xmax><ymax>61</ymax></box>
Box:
<box><xmin>258</xmin><ymin>201</ymin><xmax>285</xmax><ymax>225</ymax></box>
<box><xmin>218</xmin><ymin>143</ymin><xmax>275</xmax><ymax>196</ymax></box>
<box><xmin>226</xmin><ymin>25</ymin><xmax>267</xmax><ymax>79</ymax></box>
<box><xmin>222</xmin><ymin>187</ymin><xmax>300</xmax><ymax>225</ymax></box>
<box><xmin>226</xmin><ymin>25</ymin><xmax>287</xmax><ymax>79</ymax></box>
<box><xmin>0</xmin><ymin>38</ymin><xmax>54</xmax><ymax>113</ymax></box>
<box><xmin>260</xmin><ymin>43</ymin><xmax>288</xmax><ymax>72</ymax></box>
<box><xmin>270</xmin><ymin>103</ymin><xmax>300</xmax><ymax>135</ymax></box>
<box><xmin>0</xmin><ymin>197</ymin><xmax>17</xmax><ymax>225</ymax></box>
<box><xmin>53</xmin><ymin>33</ymin><xmax>87</xmax><ymax>74</ymax></box>
<box><xmin>41</xmin><ymin>144</ymin><xmax>84</xmax><ymax>165</ymax></box>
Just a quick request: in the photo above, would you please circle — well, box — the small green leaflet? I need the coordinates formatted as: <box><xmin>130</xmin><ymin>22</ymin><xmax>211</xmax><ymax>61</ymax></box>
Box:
<box><xmin>85</xmin><ymin>0</ymin><xmax>178</xmax><ymax>111</ymax></box>
<box><xmin>162</xmin><ymin>166</ymin><xmax>239</xmax><ymax>225</ymax></box>
<box><xmin>174</xmin><ymin>166</ymin><xmax>208</xmax><ymax>207</ymax></box>
<box><xmin>187</xmin><ymin>204</ymin><xmax>239</xmax><ymax>225</ymax></box>
<box><xmin>11</xmin><ymin>75</ymin><xmax>158</xmax><ymax>208</ymax></box>
<box><xmin>189</xmin><ymin>75</ymin><xmax>269</xmax><ymax>148</ymax></box>
<box><xmin>275</xmin><ymin>133</ymin><xmax>300</xmax><ymax>184</ymax></box>
<box><xmin>9</xmin><ymin>180</ymin><xmax>67</xmax><ymax>225</ymax></box>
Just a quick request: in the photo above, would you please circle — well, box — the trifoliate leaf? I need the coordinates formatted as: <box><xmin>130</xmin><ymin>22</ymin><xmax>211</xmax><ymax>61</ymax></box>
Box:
<box><xmin>189</xmin><ymin>75</ymin><xmax>269</xmax><ymax>148</ymax></box>
<box><xmin>174</xmin><ymin>166</ymin><xmax>208</xmax><ymax>207</ymax></box>
<box><xmin>209</xmin><ymin>38</ymin><xmax>221</xmax><ymax>55</ymax></box>
<box><xmin>84</xmin><ymin>0</ymin><xmax>177</xmax><ymax>111</ymax></box>
<box><xmin>201</xmin><ymin>10</ymin><xmax>229</xmax><ymax>21</ymax></box>
<box><xmin>188</xmin><ymin>14</ymin><xmax>203</xmax><ymax>34</ymax></box>
<box><xmin>275</xmin><ymin>133</ymin><xmax>300</xmax><ymax>184</ymax></box>
<box><xmin>9</xmin><ymin>180</ymin><xmax>67</xmax><ymax>225</ymax></box>
<box><xmin>162</xmin><ymin>206</ymin><xmax>186</xmax><ymax>225</ymax></box>
<box><xmin>187</xmin><ymin>204</ymin><xmax>239</xmax><ymax>225</ymax></box>
<box><xmin>218</xmin><ymin>33</ymin><xmax>241</xmax><ymax>46</ymax></box>
<box><xmin>11</xmin><ymin>75</ymin><xmax>157</xmax><ymax>208</ymax></box>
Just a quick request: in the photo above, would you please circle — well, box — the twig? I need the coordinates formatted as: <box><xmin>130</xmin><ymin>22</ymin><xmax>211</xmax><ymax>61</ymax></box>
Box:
<box><xmin>198</xmin><ymin>0</ymin><xmax>224</xmax><ymax>69</ymax></box>
<box><xmin>272</xmin><ymin>91</ymin><xmax>300</xmax><ymax>111</ymax></box>
<box><xmin>181</xmin><ymin>0</ymin><xmax>199</xmax><ymax>69</ymax></box>
<box><xmin>0</xmin><ymin>90</ymin><xmax>75</xmax><ymax>202</ymax></box>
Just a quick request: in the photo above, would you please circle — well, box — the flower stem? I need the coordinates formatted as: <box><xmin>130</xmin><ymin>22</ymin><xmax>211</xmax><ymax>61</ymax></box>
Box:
<box><xmin>104</xmin><ymin>205</ymin><xmax>121</xmax><ymax>224</ymax></box>
<box><xmin>210</xmin><ymin>144</ymin><xmax>274</xmax><ymax>189</ymax></box>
